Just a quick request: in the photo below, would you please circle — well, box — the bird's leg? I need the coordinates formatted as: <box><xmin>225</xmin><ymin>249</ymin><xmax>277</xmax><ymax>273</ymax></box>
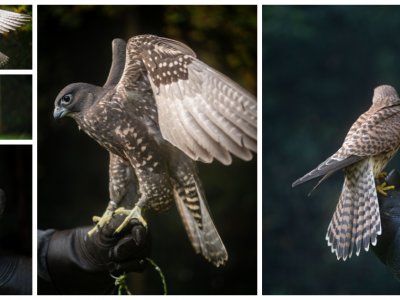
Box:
<box><xmin>88</xmin><ymin>201</ymin><xmax>117</xmax><ymax>236</ymax></box>
<box><xmin>114</xmin><ymin>204</ymin><xmax>147</xmax><ymax>234</ymax></box>
<box><xmin>377</xmin><ymin>171</ymin><xmax>388</xmax><ymax>179</ymax></box>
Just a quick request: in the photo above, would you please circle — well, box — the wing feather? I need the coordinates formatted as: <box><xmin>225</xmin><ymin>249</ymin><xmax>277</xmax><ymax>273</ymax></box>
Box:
<box><xmin>0</xmin><ymin>9</ymin><xmax>30</xmax><ymax>34</ymax></box>
<box><xmin>116</xmin><ymin>34</ymin><xmax>256</xmax><ymax>164</ymax></box>
<box><xmin>292</xmin><ymin>155</ymin><xmax>362</xmax><ymax>187</ymax></box>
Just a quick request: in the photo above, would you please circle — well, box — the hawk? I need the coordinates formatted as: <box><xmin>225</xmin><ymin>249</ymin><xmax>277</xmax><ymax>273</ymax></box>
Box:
<box><xmin>292</xmin><ymin>85</ymin><xmax>400</xmax><ymax>260</ymax></box>
<box><xmin>53</xmin><ymin>35</ymin><xmax>257</xmax><ymax>267</ymax></box>
<box><xmin>0</xmin><ymin>8</ymin><xmax>30</xmax><ymax>67</ymax></box>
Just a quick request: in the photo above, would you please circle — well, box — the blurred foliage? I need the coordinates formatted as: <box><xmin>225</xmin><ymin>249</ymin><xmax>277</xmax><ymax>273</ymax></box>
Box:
<box><xmin>0</xmin><ymin>146</ymin><xmax>32</xmax><ymax>257</ymax></box>
<box><xmin>263</xmin><ymin>6</ymin><xmax>400</xmax><ymax>294</ymax></box>
<box><xmin>38</xmin><ymin>5</ymin><xmax>256</xmax><ymax>295</ymax></box>
<box><xmin>0</xmin><ymin>5</ymin><xmax>32</xmax><ymax>69</ymax></box>
<box><xmin>0</xmin><ymin>75</ymin><xmax>32</xmax><ymax>138</ymax></box>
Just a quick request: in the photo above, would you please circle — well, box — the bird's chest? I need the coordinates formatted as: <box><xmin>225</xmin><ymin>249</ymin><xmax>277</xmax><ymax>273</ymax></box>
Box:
<box><xmin>78</xmin><ymin>100</ymin><xmax>165</xmax><ymax>162</ymax></box>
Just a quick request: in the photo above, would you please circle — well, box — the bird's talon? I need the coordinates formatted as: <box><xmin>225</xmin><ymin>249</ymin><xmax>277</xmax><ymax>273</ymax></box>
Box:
<box><xmin>87</xmin><ymin>225</ymin><xmax>99</xmax><ymax>237</ymax></box>
<box><xmin>114</xmin><ymin>206</ymin><xmax>147</xmax><ymax>234</ymax></box>
<box><xmin>376</xmin><ymin>182</ymin><xmax>395</xmax><ymax>196</ymax></box>
<box><xmin>87</xmin><ymin>208</ymin><xmax>114</xmax><ymax>237</ymax></box>
<box><xmin>92</xmin><ymin>215</ymin><xmax>101</xmax><ymax>223</ymax></box>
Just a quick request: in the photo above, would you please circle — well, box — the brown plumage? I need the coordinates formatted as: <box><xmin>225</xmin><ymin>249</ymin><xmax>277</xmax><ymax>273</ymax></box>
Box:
<box><xmin>293</xmin><ymin>85</ymin><xmax>400</xmax><ymax>260</ymax></box>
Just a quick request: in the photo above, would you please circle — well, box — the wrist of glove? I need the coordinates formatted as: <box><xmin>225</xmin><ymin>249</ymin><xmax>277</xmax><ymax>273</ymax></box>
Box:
<box><xmin>46</xmin><ymin>215</ymin><xmax>150</xmax><ymax>294</ymax></box>
<box><xmin>374</xmin><ymin>170</ymin><xmax>400</xmax><ymax>281</ymax></box>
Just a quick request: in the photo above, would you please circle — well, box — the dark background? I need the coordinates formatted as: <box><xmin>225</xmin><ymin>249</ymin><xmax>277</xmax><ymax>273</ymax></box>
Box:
<box><xmin>0</xmin><ymin>5</ymin><xmax>32</xmax><ymax>69</ymax></box>
<box><xmin>0</xmin><ymin>146</ymin><xmax>32</xmax><ymax>258</ymax></box>
<box><xmin>38</xmin><ymin>5</ymin><xmax>257</xmax><ymax>295</ymax></box>
<box><xmin>263</xmin><ymin>6</ymin><xmax>400</xmax><ymax>294</ymax></box>
<box><xmin>0</xmin><ymin>75</ymin><xmax>32</xmax><ymax>139</ymax></box>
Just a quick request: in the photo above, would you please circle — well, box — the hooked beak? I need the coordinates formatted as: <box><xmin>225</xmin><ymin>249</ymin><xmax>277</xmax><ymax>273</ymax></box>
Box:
<box><xmin>53</xmin><ymin>106</ymin><xmax>68</xmax><ymax>119</ymax></box>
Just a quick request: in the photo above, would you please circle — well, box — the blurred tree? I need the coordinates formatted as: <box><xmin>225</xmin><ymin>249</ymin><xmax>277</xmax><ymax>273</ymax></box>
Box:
<box><xmin>263</xmin><ymin>5</ymin><xmax>400</xmax><ymax>294</ymax></box>
<box><xmin>38</xmin><ymin>5</ymin><xmax>256</xmax><ymax>295</ymax></box>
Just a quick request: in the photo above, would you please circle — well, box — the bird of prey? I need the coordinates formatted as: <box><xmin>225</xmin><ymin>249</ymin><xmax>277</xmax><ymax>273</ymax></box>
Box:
<box><xmin>53</xmin><ymin>34</ymin><xmax>257</xmax><ymax>267</ymax></box>
<box><xmin>0</xmin><ymin>8</ymin><xmax>30</xmax><ymax>67</ymax></box>
<box><xmin>292</xmin><ymin>85</ymin><xmax>400</xmax><ymax>261</ymax></box>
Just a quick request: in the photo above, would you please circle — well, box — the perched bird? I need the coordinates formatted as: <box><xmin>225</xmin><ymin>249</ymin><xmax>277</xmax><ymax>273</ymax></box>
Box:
<box><xmin>292</xmin><ymin>85</ymin><xmax>400</xmax><ymax>260</ymax></box>
<box><xmin>0</xmin><ymin>8</ymin><xmax>30</xmax><ymax>67</ymax></box>
<box><xmin>53</xmin><ymin>35</ymin><xmax>257</xmax><ymax>267</ymax></box>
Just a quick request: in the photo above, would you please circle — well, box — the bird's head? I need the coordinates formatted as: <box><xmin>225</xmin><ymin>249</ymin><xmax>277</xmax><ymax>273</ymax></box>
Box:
<box><xmin>53</xmin><ymin>82</ymin><xmax>101</xmax><ymax>120</ymax></box>
<box><xmin>372</xmin><ymin>85</ymin><xmax>400</xmax><ymax>107</ymax></box>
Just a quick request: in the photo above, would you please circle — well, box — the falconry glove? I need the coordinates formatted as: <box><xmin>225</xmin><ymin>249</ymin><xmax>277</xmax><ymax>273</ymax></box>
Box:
<box><xmin>0</xmin><ymin>255</ymin><xmax>32</xmax><ymax>295</ymax></box>
<box><xmin>45</xmin><ymin>216</ymin><xmax>149</xmax><ymax>294</ymax></box>
<box><xmin>373</xmin><ymin>169</ymin><xmax>400</xmax><ymax>281</ymax></box>
<box><xmin>0</xmin><ymin>190</ymin><xmax>31</xmax><ymax>295</ymax></box>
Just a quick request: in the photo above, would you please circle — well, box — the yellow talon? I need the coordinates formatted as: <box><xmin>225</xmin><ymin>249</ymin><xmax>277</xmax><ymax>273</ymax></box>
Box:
<box><xmin>87</xmin><ymin>208</ymin><xmax>114</xmax><ymax>237</ymax></box>
<box><xmin>115</xmin><ymin>206</ymin><xmax>147</xmax><ymax>233</ymax></box>
<box><xmin>376</xmin><ymin>182</ymin><xmax>395</xmax><ymax>196</ymax></box>
<box><xmin>92</xmin><ymin>215</ymin><xmax>101</xmax><ymax>222</ymax></box>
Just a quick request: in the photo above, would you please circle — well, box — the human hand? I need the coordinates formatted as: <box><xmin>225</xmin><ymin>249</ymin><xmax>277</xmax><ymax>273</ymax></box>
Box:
<box><xmin>373</xmin><ymin>169</ymin><xmax>400</xmax><ymax>281</ymax></box>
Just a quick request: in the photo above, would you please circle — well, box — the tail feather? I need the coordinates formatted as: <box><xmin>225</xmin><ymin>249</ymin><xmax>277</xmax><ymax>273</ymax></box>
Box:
<box><xmin>173</xmin><ymin>172</ymin><xmax>228</xmax><ymax>267</ymax></box>
<box><xmin>326</xmin><ymin>159</ymin><xmax>381</xmax><ymax>260</ymax></box>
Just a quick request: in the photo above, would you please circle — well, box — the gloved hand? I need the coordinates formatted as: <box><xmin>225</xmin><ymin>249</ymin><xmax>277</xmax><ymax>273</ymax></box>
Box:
<box><xmin>46</xmin><ymin>214</ymin><xmax>150</xmax><ymax>294</ymax></box>
<box><xmin>0</xmin><ymin>189</ymin><xmax>32</xmax><ymax>295</ymax></box>
<box><xmin>0</xmin><ymin>255</ymin><xmax>32</xmax><ymax>295</ymax></box>
<box><xmin>373</xmin><ymin>169</ymin><xmax>400</xmax><ymax>281</ymax></box>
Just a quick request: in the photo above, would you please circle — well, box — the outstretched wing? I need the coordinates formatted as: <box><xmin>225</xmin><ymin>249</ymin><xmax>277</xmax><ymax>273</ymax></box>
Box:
<box><xmin>0</xmin><ymin>9</ymin><xmax>30</xmax><ymax>34</ymax></box>
<box><xmin>103</xmin><ymin>39</ymin><xmax>127</xmax><ymax>88</ymax></box>
<box><xmin>116</xmin><ymin>34</ymin><xmax>257</xmax><ymax>165</ymax></box>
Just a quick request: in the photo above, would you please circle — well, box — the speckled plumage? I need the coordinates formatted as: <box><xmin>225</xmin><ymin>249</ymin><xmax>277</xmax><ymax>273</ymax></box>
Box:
<box><xmin>0</xmin><ymin>8</ymin><xmax>30</xmax><ymax>67</ymax></box>
<box><xmin>53</xmin><ymin>35</ymin><xmax>257</xmax><ymax>267</ymax></box>
<box><xmin>293</xmin><ymin>85</ymin><xmax>400</xmax><ymax>260</ymax></box>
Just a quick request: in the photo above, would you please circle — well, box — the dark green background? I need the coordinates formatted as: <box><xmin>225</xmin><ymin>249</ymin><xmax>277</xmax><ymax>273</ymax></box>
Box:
<box><xmin>263</xmin><ymin>5</ymin><xmax>400</xmax><ymax>294</ymax></box>
<box><xmin>0</xmin><ymin>75</ymin><xmax>32</xmax><ymax>139</ymax></box>
<box><xmin>38</xmin><ymin>5</ymin><xmax>257</xmax><ymax>295</ymax></box>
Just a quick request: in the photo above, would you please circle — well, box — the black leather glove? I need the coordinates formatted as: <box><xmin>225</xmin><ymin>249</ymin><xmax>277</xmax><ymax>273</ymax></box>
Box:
<box><xmin>0</xmin><ymin>255</ymin><xmax>32</xmax><ymax>295</ymax></box>
<box><xmin>0</xmin><ymin>189</ymin><xmax>32</xmax><ymax>295</ymax></box>
<box><xmin>373</xmin><ymin>169</ymin><xmax>400</xmax><ymax>281</ymax></box>
<box><xmin>46</xmin><ymin>215</ymin><xmax>150</xmax><ymax>294</ymax></box>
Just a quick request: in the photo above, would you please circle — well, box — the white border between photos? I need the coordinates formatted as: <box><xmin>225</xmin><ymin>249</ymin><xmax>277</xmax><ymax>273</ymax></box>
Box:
<box><xmin>4</xmin><ymin>0</ymin><xmax>396</xmax><ymax>299</ymax></box>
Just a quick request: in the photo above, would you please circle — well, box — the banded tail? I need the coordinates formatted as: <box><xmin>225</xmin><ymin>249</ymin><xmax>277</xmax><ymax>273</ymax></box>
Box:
<box><xmin>326</xmin><ymin>159</ymin><xmax>381</xmax><ymax>260</ymax></box>
<box><xmin>172</xmin><ymin>164</ymin><xmax>227</xmax><ymax>267</ymax></box>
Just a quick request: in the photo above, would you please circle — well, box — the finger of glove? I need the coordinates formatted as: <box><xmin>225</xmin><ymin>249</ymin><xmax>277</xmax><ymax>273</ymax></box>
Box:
<box><xmin>110</xmin><ymin>259</ymin><xmax>148</xmax><ymax>275</ymax></box>
<box><xmin>110</xmin><ymin>225</ymin><xmax>149</xmax><ymax>262</ymax></box>
<box><xmin>100</xmin><ymin>214</ymin><xmax>132</xmax><ymax>238</ymax></box>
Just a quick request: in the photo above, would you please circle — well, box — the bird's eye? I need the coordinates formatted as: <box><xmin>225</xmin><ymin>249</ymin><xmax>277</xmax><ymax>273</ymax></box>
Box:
<box><xmin>61</xmin><ymin>94</ymin><xmax>72</xmax><ymax>104</ymax></box>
